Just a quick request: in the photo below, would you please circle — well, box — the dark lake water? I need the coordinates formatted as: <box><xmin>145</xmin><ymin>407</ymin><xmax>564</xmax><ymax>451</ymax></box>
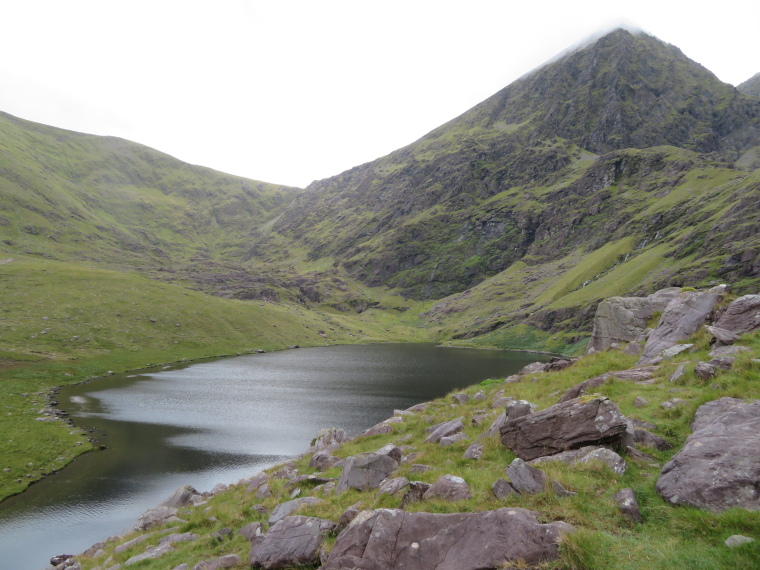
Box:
<box><xmin>0</xmin><ymin>343</ymin><xmax>545</xmax><ymax>569</ymax></box>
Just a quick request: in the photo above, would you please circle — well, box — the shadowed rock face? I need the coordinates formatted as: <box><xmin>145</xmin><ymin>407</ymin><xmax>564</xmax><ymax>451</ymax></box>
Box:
<box><xmin>500</xmin><ymin>396</ymin><xmax>629</xmax><ymax>461</ymax></box>
<box><xmin>656</xmin><ymin>397</ymin><xmax>760</xmax><ymax>513</ymax></box>
<box><xmin>321</xmin><ymin>508</ymin><xmax>573</xmax><ymax>570</ymax></box>
<box><xmin>715</xmin><ymin>294</ymin><xmax>760</xmax><ymax>335</ymax></box>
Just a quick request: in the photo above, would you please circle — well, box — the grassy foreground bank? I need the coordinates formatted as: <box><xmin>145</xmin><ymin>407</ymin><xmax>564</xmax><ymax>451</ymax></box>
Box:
<box><xmin>0</xmin><ymin>256</ymin><xmax>430</xmax><ymax>500</ymax></box>
<box><xmin>70</xmin><ymin>328</ymin><xmax>760</xmax><ymax>569</ymax></box>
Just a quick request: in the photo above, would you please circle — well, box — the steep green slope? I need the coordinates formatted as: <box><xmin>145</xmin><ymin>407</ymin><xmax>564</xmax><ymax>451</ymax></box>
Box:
<box><xmin>738</xmin><ymin>72</ymin><xmax>760</xmax><ymax>97</ymax></box>
<box><xmin>260</xmin><ymin>30</ymin><xmax>760</xmax><ymax>306</ymax></box>
<box><xmin>0</xmin><ymin>111</ymin><xmax>299</xmax><ymax>269</ymax></box>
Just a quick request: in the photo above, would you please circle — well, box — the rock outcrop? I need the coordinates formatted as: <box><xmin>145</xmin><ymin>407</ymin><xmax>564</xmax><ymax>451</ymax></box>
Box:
<box><xmin>587</xmin><ymin>288</ymin><xmax>680</xmax><ymax>353</ymax></box>
<box><xmin>500</xmin><ymin>396</ymin><xmax>630</xmax><ymax>460</ymax></box>
<box><xmin>715</xmin><ymin>294</ymin><xmax>760</xmax><ymax>335</ymax></box>
<box><xmin>249</xmin><ymin>516</ymin><xmax>336</xmax><ymax>569</ymax></box>
<box><xmin>335</xmin><ymin>452</ymin><xmax>399</xmax><ymax>493</ymax></box>
<box><xmin>322</xmin><ymin>508</ymin><xmax>574</xmax><ymax>570</ymax></box>
<box><xmin>656</xmin><ymin>397</ymin><xmax>760</xmax><ymax>512</ymax></box>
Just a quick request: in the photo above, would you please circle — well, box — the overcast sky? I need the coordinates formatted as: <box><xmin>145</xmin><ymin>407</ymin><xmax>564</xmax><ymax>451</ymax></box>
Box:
<box><xmin>1</xmin><ymin>1</ymin><xmax>758</xmax><ymax>188</ymax></box>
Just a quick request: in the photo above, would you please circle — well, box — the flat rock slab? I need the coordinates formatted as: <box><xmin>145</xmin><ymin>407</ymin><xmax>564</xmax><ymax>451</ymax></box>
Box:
<box><xmin>422</xmin><ymin>475</ymin><xmax>472</xmax><ymax>502</ymax></box>
<box><xmin>531</xmin><ymin>446</ymin><xmax>626</xmax><ymax>474</ymax></box>
<box><xmin>250</xmin><ymin>515</ymin><xmax>336</xmax><ymax>569</ymax></box>
<box><xmin>656</xmin><ymin>397</ymin><xmax>760</xmax><ymax>513</ymax></box>
<box><xmin>558</xmin><ymin>367</ymin><xmax>659</xmax><ymax>403</ymax></box>
<box><xmin>424</xmin><ymin>418</ymin><xmax>464</xmax><ymax>444</ymax></box>
<box><xmin>500</xmin><ymin>396</ymin><xmax>629</xmax><ymax>461</ymax></box>
<box><xmin>193</xmin><ymin>554</ymin><xmax>241</xmax><ymax>569</ymax></box>
<box><xmin>268</xmin><ymin>497</ymin><xmax>324</xmax><ymax>525</ymax></box>
<box><xmin>506</xmin><ymin>458</ymin><xmax>573</xmax><ymax>496</ymax></box>
<box><xmin>322</xmin><ymin>508</ymin><xmax>573</xmax><ymax>570</ymax></box>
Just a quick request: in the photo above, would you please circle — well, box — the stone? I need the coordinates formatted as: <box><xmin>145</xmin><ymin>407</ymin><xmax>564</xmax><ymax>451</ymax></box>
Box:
<box><xmin>670</xmin><ymin>364</ymin><xmax>685</xmax><ymax>383</ymax></box>
<box><xmin>725</xmin><ymin>535</ymin><xmax>755</xmax><ymax>548</ymax></box>
<box><xmin>506</xmin><ymin>458</ymin><xmax>572</xmax><ymax>496</ymax></box>
<box><xmin>530</xmin><ymin>446</ymin><xmax>605</xmax><ymax>467</ymax></box>
<box><xmin>661</xmin><ymin>398</ymin><xmax>686</xmax><ymax>410</ymax></box>
<box><xmin>623</xmin><ymin>341</ymin><xmax>643</xmax><ymax>355</ymax></box>
<box><xmin>377</xmin><ymin>476</ymin><xmax>410</xmax><ymax>496</ymax></box>
<box><xmin>158</xmin><ymin>532</ymin><xmax>198</xmax><ymax>546</ymax></box>
<box><xmin>463</xmin><ymin>442</ymin><xmax>484</xmax><ymax>460</ymax></box>
<box><xmin>500</xmin><ymin>396</ymin><xmax>630</xmax><ymax>461</ymax></box>
<box><xmin>709</xmin><ymin>345</ymin><xmax>750</xmax><ymax>358</ymax></box>
<box><xmin>470</xmin><ymin>413</ymin><xmax>488</xmax><ymax>426</ymax></box>
<box><xmin>50</xmin><ymin>555</ymin><xmax>74</xmax><ymax>567</ymax></box>
<box><xmin>210</xmin><ymin>483</ymin><xmax>228</xmax><ymax>495</ymax></box>
<box><xmin>578</xmin><ymin>448</ymin><xmax>627</xmax><ymax>474</ymax></box>
<box><xmin>710</xmin><ymin>356</ymin><xmax>736</xmax><ymax>370</ymax></box>
<box><xmin>375</xmin><ymin>444</ymin><xmax>403</xmax><ymax>463</ymax></box>
<box><xmin>271</xmin><ymin>464</ymin><xmax>298</xmax><ymax>479</ymax></box>
<box><xmin>255</xmin><ymin>483</ymin><xmax>272</xmax><ymax>499</ymax></box>
<box><xmin>249</xmin><ymin>516</ymin><xmax>336</xmax><ymax>569</ymax></box>
<box><xmin>656</xmin><ymin>397</ymin><xmax>760</xmax><ymax>512</ymax></box>
<box><xmin>309</xmin><ymin>451</ymin><xmax>339</xmax><ymax>472</ymax></box>
<box><xmin>336</xmin><ymin>453</ymin><xmax>399</xmax><ymax>493</ymax></box>
<box><xmin>245</xmin><ymin>473</ymin><xmax>269</xmax><ymax>493</ymax></box>
<box><xmin>211</xmin><ymin>528</ymin><xmax>232</xmax><ymax>540</ymax></box>
<box><xmin>114</xmin><ymin>534</ymin><xmax>153</xmax><ymax>554</ymax></box>
<box><xmin>629</xmin><ymin>417</ymin><xmax>658</xmax><ymax>431</ymax></box>
<box><xmin>423</xmin><ymin>417</ymin><xmax>464</xmax><ymax>444</ymax></box>
<box><xmin>135</xmin><ymin>506</ymin><xmax>185</xmax><ymax>531</ymax></box>
<box><xmin>268</xmin><ymin>497</ymin><xmax>324</xmax><ymax>525</ymax></box>
<box><xmin>473</xmin><ymin>391</ymin><xmax>486</xmax><ymax>400</ymax></box>
<box><xmin>159</xmin><ymin>485</ymin><xmax>200</xmax><ymax>509</ymax></box>
<box><xmin>408</xmin><ymin>464</ymin><xmax>432</xmax><ymax>474</ymax></box>
<box><xmin>639</xmin><ymin>290</ymin><xmax>722</xmax><ymax>364</ymax></box>
<box><xmin>634</xmin><ymin>429</ymin><xmax>672</xmax><ymax>451</ymax></box>
<box><xmin>626</xmin><ymin>445</ymin><xmax>658</xmax><ymax>463</ymax></box>
<box><xmin>505</xmin><ymin>399</ymin><xmax>537</xmax><ymax>420</ymax></box>
<box><xmin>400</xmin><ymin>481</ymin><xmax>431</xmax><ymax>507</ymax></box>
<box><xmin>192</xmin><ymin>554</ymin><xmax>241</xmax><ymax>569</ymax></box>
<box><xmin>613</xmin><ymin>488</ymin><xmax>642</xmax><ymax>522</ymax></box>
<box><xmin>705</xmin><ymin>325</ymin><xmax>740</xmax><ymax>344</ymax></box>
<box><xmin>519</xmin><ymin>362</ymin><xmax>546</xmax><ymax>375</ymax></box>
<box><xmin>483</xmin><ymin>411</ymin><xmax>507</xmax><ymax>438</ymax></box>
<box><xmin>634</xmin><ymin>396</ymin><xmax>648</xmax><ymax>408</ymax></box>
<box><xmin>694</xmin><ymin>361</ymin><xmax>716</xmax><ymax>380</ymax></box>
<box><xmin>439</xmin><ymin>432</ymin><xmax>469</xmax><ymax>447</ymax></box>
<box><xmin>124</xmin><ymin>543</ymin><xmax>174</xmax><ymax>566</ymax></box>
<box><xmin>491</xmin><ymin>396</ymin><xmax>512</xmax><ymax>409</ymax></box>
<box><xmin>239</xmin><ymin>522</ymin><xmax>263</xmax><ymax>541</ymax></box>
<box><xmin>558</xmin><ymin>367</ymin><xmax>659</xmax><ymax>403</ymax></box>
<box><xmin>715</xmin><ymin>294</ymin><xmax>760</xmax><ymax>335</ymax></box>
<box><xmin>308</xmin><ymin>427</ymin><xmax>348</xmax><ymax>452</ymax></box>
<box><xmin>659</xmin><ymin>344</ymin><xmax>694</xmax><ymax>359</ymax></box>
<box><xmin>586</xmin><ymin>288</ymin><xmax>680</xmax><ymax>353</ymax></box>
<box><xmin>422</xmin><ymin>474</ymin><xmax>472</xmax><ymax>502</ymax></box>
<box><xmin>491</xmin><ymin>478</ymin><xmax>517</xmax><ymax>499</ymax></box>
<box><xmin>322</xmin><ymin>508</ymin><xmax>574</xmax><ymax>570</ymax></box>
<box><xmin>337</xmin><ymin>502</ymin><xmax>362</xmax><ymax>530</ymax></box>
<box><xmin>451</xmin><ymin>393</ymin><xmax>469</xmax><ymax>404</ymax></box>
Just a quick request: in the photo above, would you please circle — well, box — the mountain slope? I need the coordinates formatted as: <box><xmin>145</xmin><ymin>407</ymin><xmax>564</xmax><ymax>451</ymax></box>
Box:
<box><xmin>738</xmin><ymin>72</ymin><xmax>760</xmax><ymax>97</ymax></box>
<box><xmin>257</xmin><ymin>30</ymin><xmax>760</xmax><ymax>309</ymax></box>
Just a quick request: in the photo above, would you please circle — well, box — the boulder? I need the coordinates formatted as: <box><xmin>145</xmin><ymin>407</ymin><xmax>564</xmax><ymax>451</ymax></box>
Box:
<box><xmin>463</xmin><ymin>442</ymin><xmax>484</xmax><ymax>460</ymax></box>
<box><xmin>656</xmin><ymin>397</ymin><xmax>760</xmax><ymax>512</ymax></box>
<box><xmin>375</xmin><ymin>444</ymin><xmax>403</xmax><ymax>463</ymax></box>
<box><xmin>530</xmin><ymin>445</ymin><xmax>626</xmax><ymax>474</ymax></box>
<box><xmin>710</xmin><ymin>356</ymin><xmax>736</xmax><ymax>371</ymax></box>
<box><xmin>124</xmin><ymin>543</ymin><xmax>174</xmax><ymax>566</ymax></box>
<box><xmin>336</xmin><ymin>453</ymin><xmax>399</xmax><ymax>493</ymax></box>
<box><xmin>239</xmin><ymin>522</ymin><xmax>263</xmax><ymax>541</ymax></box>
<box><xmin>613</xmin><ymin>488</ymin><xmax>642</xmax><ymax>522</ymax></box>
<box><xmin>473</xmin><ymin>391</ymin><xmax>487</xmax><ymax>400</ymax></box>
<box><xmin>544</xmin><ymin>357</ymin><xmax>576</xmax><ymax>371</ymax></box>
<box><xmin>134</xmin><ymin>506</ymin><xmax>185</xmax><ymax>531</ymax></box>
<box><xmin>250</xmin><ymin>516</ymin><xmax>336</xmax><ymax>569</ymax></box>
<box><xmin>500</xmin><ymin>396</ymin><xmax>630</xmax><ymax>461</ymax></box>
<box><xmin>309</xmin><ymin>451</ymin><xmax>339</xmax><ymax>472</ymax></box>
<box><xmin>694</xmin><ymin>362</ymin><xmax>716</xmax><ymax>380</ymax></box>
<box><xmin>587</xmin><ymin>288</ymin><xmax>680</xmax><ymax>353</ymax></box>
<box><xmin>400</xmin><ymin>481</ymin><xmax>431</xmax><ymax>507</ymax></box>
<box><xmin>661</xmin><ymin>398</ymin><xmax>686</xmax><ymax>410</ymax></box>
<box><xmin>321</xmin><ymin>508</ymin><xmax>574</xmax><ymax>570</ymax></box>
<box><xmin>439</xmin><ymin>432</ymin><xmax>469</xmax><ymax>447</ymax></box>
<box><xmin>422</xmin><ymin>474</ymin><xmax>472</xmax><ymax>502</ymax></box>
<box><xmin>725</xmin><ymin>535</ymin><xmax>755</xmax><ymax>548</ymax></box>
<box><xmin>505</xmin><ymin>399</ymin><xmax>537</xmax><ymax>420</ymax></box>
<box><xmin>491</xmin><ymin>478</ymin><xmax>517</xmax><ymax>499</ymax></box>
<box><xmin>639</xmin><ymin>290</ymin><xmax>722</xmax><ymax>364</ymax></box>
<box><xmin>715</xmin><ymin>294</ymin><xmax>760</xmax><ymax>335</ymax></box>
<box><xmin>633</xmin><ymin>429</ymin><xmax>672</xmax><ymax>451</ymax></box>
<box><xmin>705</xmin><ymin>325</ymin><xmax>740</xmax><ymax>345</ymax></box>
<box><xmin>268</xmin><ymin>497</ymin><xmax>324</xmax><ymax>525</ymax></box>
<box><xmin>558</xmin><ymin>367</ymin><xmax>658</xmax><ymax>403</ymax></box>
<box><xmin>634</xmin><ymin>396</ymin><xmax>649</xmax><ymax>408</ymax></box>
<box><xmin>256</xmin><ymin>483</ymin><xmax>272</xmax><ymax>499</ymax></box>
<box><xmin>114</xmin><ymin>533</ymin><xmax>153</xmax><ymax>554</ymax></box>
<box><xmin>491</xmin><ymin>396</ymin><xmax>513</xmax><ymax>409</ymax></box>
<box><xmin>308</xmin><ymin>427</ymin><xmax>348</xmax><ymax>453</ymax></box>
<box><xmin>158</xmin><ymin>532</ymin><xmax>198</xmax><ymax>546</ymax></box>
<box><xmin>506</xmin><ymin>458</ymin><xmax>573</xmax><ymax>496</ymax></box>
<box><xmin>337</xmin><ymin>502</ymin><xmax>362</xmax><ymax>530</ymax></box>
<box><xmin>709</xmin><ymin>345</ymin><xmax>750</xmax><ymax>358</ymax></box>
<box><xmin>377</xmin><ymin>476</ymin><xmax>410</xmax><ymax>497</ymax></box>
<box><xmin>424</xmin><ymin>417</ymin><xmax>464</xmax><ymax>444</ymax></box>
<box><xmin>245</xmin><ymin>473</ymin><xmax>269</xmax><ymax>493</ymax></box>
<box><xmin>451</xmin><ymin>393</ymin><xmax>469</xmax><ymax>404</ymax></box>
<box><xmin>670</xmin><ymin>364</ymin><xmax>685</xmax><ymax>383</ymax></box>
<box><xmin>360</xmin><ymin>423</ymin><xmax>394</xmax><ymax>437</ymax></box>
<box><xmin>159</xmin><ymin>485</ymin><xmax>200</xmax><ymax>509</ymax></box>
<box><xmin>483</xmin><ymin>411</ymin><xmax>507</xmax><ymax>438</ymax></box>
<box><xmin>519</xmin><ymin>362</ymin><xmax>546</xmax><ymax>375</ymax></box>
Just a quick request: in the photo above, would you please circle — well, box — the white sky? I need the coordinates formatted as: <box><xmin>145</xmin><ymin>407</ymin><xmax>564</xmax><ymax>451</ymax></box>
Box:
<box><xmin>1</xmin><ymin>1</ymin><xmax>758</xmax><ymax>188</ymax></box>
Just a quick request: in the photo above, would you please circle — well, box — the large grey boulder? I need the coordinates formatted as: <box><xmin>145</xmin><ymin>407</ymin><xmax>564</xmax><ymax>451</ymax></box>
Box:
<box><xmin>336</xmin><ymin>453</ymin><xmax>399</xmax><ymax>493</ymax></box>
<box><xmin>321</xmin><ymin>508</ymin><xmax>574</xmax><ymax>570</ymax></box>
<box><xmin>613</xmin><ymin>488</ymin><xmax>642</xmax><ymax>522</ymax></box>
<box><xmin>639</xmin><ymin>290</ymin><xmax>722</xmax><ymax>364</ymax></box>
<box><xmin>656</xmin><ymin>397</ymin><xmax>760</xmax><ymax>512</ymax></box>
<box><xmin>250</xmin><ymin>515</ymin><xmax>336</xmax><ymax>569</ymax></box>
<box><xmin>506</xmin><ymin>458</ymin><xmax>573</xmax><ymax>496</ymax></box>
<box><xmin>159</xmin><ymin>485</ymin><xmax>200</xmax><ymax>509</ymax></box>
<box><xmin>500</xmin><ymin>396</ymin><xmax>630</xmax><ymax>461</ymax></box>
<box><xmin>134</xmin><ymin>506</ymin><xmax>186</xmax><ymax>531</ymax></box>
<box><xmin>715</xmin><ymin>294</ymin><xmax>760</xmax><ymax>335</ymax></box>
<box><xmin>587</xmin><ymin>288</ymin><xmax>680</xmax><ymax>353</ymax></box>
<box><xmin>422</xmin><ymin>475</ymin><xmax>472</xmax><ymax>502</ymax></box>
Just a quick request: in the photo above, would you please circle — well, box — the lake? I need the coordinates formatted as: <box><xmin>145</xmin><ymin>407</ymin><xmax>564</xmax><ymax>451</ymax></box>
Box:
<box><xmin>0</xmin><ymin>343</ymin><xmax>544</xmax><ymax>569</ymax></box>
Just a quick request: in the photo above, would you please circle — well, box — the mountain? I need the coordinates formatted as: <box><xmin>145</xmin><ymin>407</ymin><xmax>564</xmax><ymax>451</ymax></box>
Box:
<box><xmin>738</xmin><ymin>72</ymin><xmax>760</xmax><ymax>97</ymax></box>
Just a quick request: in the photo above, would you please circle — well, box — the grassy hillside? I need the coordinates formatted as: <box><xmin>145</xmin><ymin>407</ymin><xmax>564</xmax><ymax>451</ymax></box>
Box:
<box><xmin>0</xmin><ymin>256</ymin><xmax>430</xmax><ymax>500</ymax></box>
<box><xmin>69</xmin><ymin>325</ymin><xmax>760</xmax><ymax>570</ymax></box>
